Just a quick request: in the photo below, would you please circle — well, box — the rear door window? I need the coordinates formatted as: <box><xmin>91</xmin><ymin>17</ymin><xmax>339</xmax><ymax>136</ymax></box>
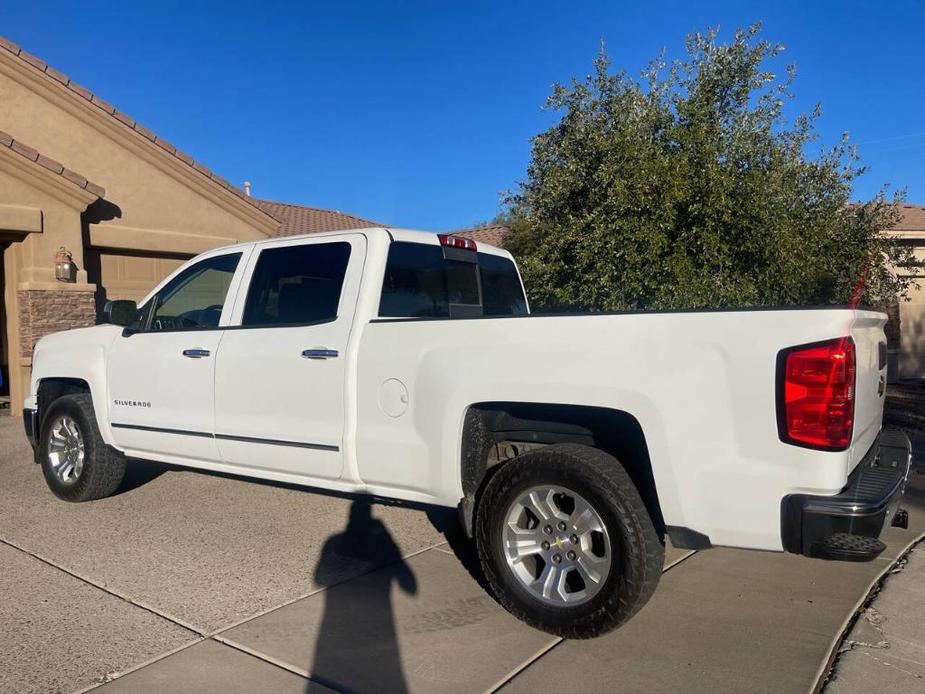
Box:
<box><xmin>242</xmin><ymin>242</ymin><xmax>352</xmax><ymax>326</ymax></box>
<box><xmin>378</xmin><ymin>242</ymin><xmax>527</xmax><ymax>318</ymax></box>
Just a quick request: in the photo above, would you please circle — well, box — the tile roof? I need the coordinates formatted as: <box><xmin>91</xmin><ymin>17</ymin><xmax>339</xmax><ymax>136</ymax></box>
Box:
<box><xmin>892</xmin><ymin>204</ymin><xmax>925</xmax><ymax>232</ymax></box>
<box><xmin>0</xmin><ymin>129</ymin><xmax>105</xmax><ymax>198</ymax></box>
<box><xmin>0</xmin><ymin>35</ymin><xmax>266</xmax><ymax>214</ymax></box>
<box><xmin>451</xmin><ymin>224</ymin><xmax>512</xmax><ymax>248</ymax></box>
<box><xmin>452</xmin><ymin>209</ymin><xmax>925</xmax><ymax>246</ymax></box>
<box><xmin>252</xmin><ymin>198</ymin><xmax>381</xmax><ymax>236</ymax></box>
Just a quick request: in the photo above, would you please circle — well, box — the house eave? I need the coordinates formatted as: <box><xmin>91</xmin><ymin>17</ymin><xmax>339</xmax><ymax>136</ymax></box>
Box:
<box><xmin>0</xmin><ymin>144</ymin><xmax>99</xmax><ymax>211</ymax></box>
<box><xmin>0</xmin><ymin>48</ymin><xmax>279</xmax><ymax>235</ymax></box>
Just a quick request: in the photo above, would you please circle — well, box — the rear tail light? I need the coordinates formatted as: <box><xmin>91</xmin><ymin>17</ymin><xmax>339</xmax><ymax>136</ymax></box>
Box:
<box><xmin>777</xmin><ymin>337</ymin><xmax>856</xmax><ymax>451</ymax></box>
<box><xmin>438</xmin><ymin>234</ymin><xmax>477</xmax><ymax>251</ymax></box>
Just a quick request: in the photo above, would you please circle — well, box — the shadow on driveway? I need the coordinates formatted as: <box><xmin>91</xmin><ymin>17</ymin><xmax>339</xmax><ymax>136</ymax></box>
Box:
<box><xmin>309</xmin><ymin>498</ymin><xmax>417</xmax><ymax>693</ymax></box>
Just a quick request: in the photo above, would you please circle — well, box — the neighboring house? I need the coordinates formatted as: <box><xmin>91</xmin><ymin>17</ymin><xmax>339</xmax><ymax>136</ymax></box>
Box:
<box><xmin>0</xmin><ymin>36</ymin><xmax>377</xmax><ymax>414</ymax></box>
<box><xmin>453</xmin><ymin>224</ymin><xmax>512</xmax><ymax>248</ymax></box>
<box><xmin>251</xmin><ymin>199</ymin><xmax>378</xmax><ymax>236</ymax></box>
<box><xmin>887</xmin><ymin>203</ymin><xmax>925</xmax><ymax>380</ymax></box>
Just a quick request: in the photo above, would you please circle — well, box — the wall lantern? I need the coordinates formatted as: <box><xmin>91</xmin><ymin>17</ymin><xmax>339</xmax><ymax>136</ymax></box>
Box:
<box><xmin>54</xmin><ymin>246</ymin><xmax>75</xmax><ymax>283</ymax></box>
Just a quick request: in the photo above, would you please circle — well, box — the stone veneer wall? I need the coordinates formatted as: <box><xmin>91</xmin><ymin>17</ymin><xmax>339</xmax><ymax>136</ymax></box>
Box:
<box><xmin>17</xmin><ymin>289</ymin><xmax>96</xmax><ymax>357</ymax></box>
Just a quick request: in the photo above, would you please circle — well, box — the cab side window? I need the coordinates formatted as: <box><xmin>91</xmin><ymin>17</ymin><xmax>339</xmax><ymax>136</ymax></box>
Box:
<box><xmin>242</xmin><ymin>242</ymin><xmax>352</xmax><ymax>327</ymax></box>
<box><xmin>147</xmin><ymin>253</ymin><xmax>241</xmax><ymax>332</ymax></box>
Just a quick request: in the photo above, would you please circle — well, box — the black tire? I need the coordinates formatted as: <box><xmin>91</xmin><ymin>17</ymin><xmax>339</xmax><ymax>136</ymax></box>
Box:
<box><xmin>475</xmin><ymin>443</ymin><xmax>664</xmax><ymax>638</ymax></box>
<box><xmin>40</xmin><ymin>393</ymin><xmax>126</xmax><ymax>502</ymax></box>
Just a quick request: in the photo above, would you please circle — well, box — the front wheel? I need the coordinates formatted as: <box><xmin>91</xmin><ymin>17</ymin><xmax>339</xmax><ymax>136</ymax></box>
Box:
<box><xmin>475</xmin><ymin>443</ymin><xmax>664</xmax><ymax>638</ymax></box>
<box><xmin>40</xmin><ymin>393</ymin><xmax>126</xmax><ymax>502</ymax></box>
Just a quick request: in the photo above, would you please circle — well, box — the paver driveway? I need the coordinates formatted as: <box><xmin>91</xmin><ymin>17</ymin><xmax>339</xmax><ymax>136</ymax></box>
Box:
<box><xmin>1</xmin><ymin>414</ymin><xmax>922</xmax><ymax>693</ymax></box>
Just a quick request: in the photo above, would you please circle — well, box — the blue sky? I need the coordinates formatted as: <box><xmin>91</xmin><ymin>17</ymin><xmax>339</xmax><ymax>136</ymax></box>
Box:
<box><xmin>4</xmin><ymin>1</ymin><xmax>925</xmax><ymax>229</ymax></box>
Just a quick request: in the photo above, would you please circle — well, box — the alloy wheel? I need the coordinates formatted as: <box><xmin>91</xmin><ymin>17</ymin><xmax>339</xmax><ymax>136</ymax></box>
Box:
<box><xmin>47</xmin><ymin>415</ymin><xmax>85</xmax><ymax>484</ymax></box>
<box><xmin>502</xmin><ymin>485</ymin><xmax>612</xmax><ymax>606</ymax></box>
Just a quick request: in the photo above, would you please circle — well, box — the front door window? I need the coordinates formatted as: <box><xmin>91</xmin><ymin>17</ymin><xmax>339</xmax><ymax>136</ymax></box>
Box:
<box><xmin>147</xmin><ymin>253</ymin><xmax>241</xmax><ymax>331</ymax></box>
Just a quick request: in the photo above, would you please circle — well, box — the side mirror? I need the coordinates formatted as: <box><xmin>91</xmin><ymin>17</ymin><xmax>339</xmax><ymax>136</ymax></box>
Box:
<box><xmin>102</xmin><ymin>300</ymin><xmax>140</xmax><ymax>328</ymax></box>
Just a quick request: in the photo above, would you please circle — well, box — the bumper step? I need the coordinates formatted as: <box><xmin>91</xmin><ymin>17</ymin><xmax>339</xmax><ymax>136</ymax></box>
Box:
<box><xmin>781</xmin><ymin>429</ymin><xmax>912</xmax><ymax>561</ymax></box>
<box><xmin>816</xmin><ymin>532</ymin><xmax>886</xmax><ymax>561</ymax></box>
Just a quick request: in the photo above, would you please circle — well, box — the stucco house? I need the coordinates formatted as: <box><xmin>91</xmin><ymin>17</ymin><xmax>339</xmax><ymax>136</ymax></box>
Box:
<box><xmin>0</xmin><ymin>36</ymin><xmax>380</xmax><ymax>415</ymax></box>
<box><xmin>888</xmin><ymin>203</ymin><xmax>925</xmax><ymax>379</ymax></box>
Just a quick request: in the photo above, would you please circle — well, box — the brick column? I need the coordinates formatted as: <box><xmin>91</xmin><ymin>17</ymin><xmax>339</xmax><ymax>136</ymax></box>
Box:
<box><xmin>17</xmin><ymin>288</ymin><xmax>96</xmax><ymax>357</ymax></box>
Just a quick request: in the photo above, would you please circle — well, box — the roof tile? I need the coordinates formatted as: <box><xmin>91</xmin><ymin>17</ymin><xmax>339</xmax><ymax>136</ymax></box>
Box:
<box><xmin>452</xmin><ymin>224</ymin><xmax>512</xmax><ymax>248</ymax></box>
<box><xmin>1</xmin><ymin>131</ymin><xmax>103</xmax><ymax>197</ymax></box>
<box><xmin>892</xmin><ymin>204</ymin><xmax>925</xmax><ymax>233</ymax></box>
<box><xmin>68</xmin><ymin>81</ymin><xmax>92</xmax><ymax>101</ymax></box>
<box><xmin>85</xmin><ymin>181</ymin><xmax>106</xmax><ymax>198</ymax></box>
<box><xmin>10</xmin><ymin>139</ymin><xmax>39</xmax><ymax>162</ymax></box>
<box><xmin>174</xmin><ymin>149</ymin><xmax>194</xmax><ymax>166</ymax></box>
<box><xmin>36</xmin><ymin>154</ymin><xmax>64</xmax><ymax>174</ymax></box>
<box><xmin>210</xmin><ymin>173</ymin><xmax>231</xmax><ymax>189</ymax></box>
<box><xmin>134</xmin><ymin>123</ymin><xmax>156</xmax><ymax>141</ymax></box>
<box><xmin>61</xmin><ymin>168</ymin><xmax>88</xmax><ymax>189</ymax></box>
<box><xmin>44</xmin><ymin>65</ymin><xmax>69</xmax><ymax>85</ymax></box>
<box><xmin>18</xmin><ymin>50</ymin><xmax>46</xmax><ymax>71</ymax></box>
<box><xmin>253</xmin><ymin>199</ymin><xmax>381</xmax><ymax>236</ymax></box>
<box><xmin>112</xmin><ymin>111</ymin><xmax>135</xmax><ymax>128</ymax></box>
<box><xmin>154</xmin><ymin>137</ymin><xmax>176</xmax><ymax>155</ymax></box>
<box><xmin>90</xmin><ymin>94</ymin><xmax>115</xmax><ymax>113</ymax></box>
<box><xmin>0</xmin><ymin>36</ymin><xmax>21</xmax><ymax>55</ymax></box>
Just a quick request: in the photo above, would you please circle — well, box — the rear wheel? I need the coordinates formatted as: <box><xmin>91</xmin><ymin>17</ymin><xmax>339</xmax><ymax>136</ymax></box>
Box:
<box><xmin>475</xmin><ymin>443</ymin><xmax>663</xmax><ymax>638</ymax></box>
<box><xmin>40</xmin><ymin>393</ymin><xmax>126</xmax><ymax>502</ymax></box>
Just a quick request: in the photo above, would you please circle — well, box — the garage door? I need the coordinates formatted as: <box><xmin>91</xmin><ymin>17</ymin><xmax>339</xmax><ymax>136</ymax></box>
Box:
<box><xmin>97</xmin><ymin>251</ymin><xmax>187</xmax><ymax>303</ymax></box>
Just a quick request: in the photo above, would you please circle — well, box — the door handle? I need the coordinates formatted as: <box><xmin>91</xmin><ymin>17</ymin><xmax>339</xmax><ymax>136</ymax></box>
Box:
<box><xmin>182</xmin><ymin>348</ymin><xmax>211</xmax><ymax>358</ymax></box>
<box><xmin>301</xmin><ymin>348</ymin><xmax>339</xmax><ymax>360</ymax></box>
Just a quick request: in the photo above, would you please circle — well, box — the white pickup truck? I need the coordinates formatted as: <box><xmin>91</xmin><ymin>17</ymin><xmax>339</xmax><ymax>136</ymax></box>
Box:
<box><xmin>23</xmin><ymin>227</ymin><xmax>911</xmax><ymax>637</ymax></box>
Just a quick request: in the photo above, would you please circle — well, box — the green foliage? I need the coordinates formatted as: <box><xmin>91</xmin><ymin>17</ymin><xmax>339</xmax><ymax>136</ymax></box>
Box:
<box><xmin>505</xmin><ymin>24</ymin><xmax>917</xmax><ymax>312</ymax></box>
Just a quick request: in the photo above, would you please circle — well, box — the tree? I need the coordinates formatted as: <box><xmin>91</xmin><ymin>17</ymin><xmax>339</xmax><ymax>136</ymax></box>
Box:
<box><xmin>504</xmin><ymin>24</ymin><xmax>917</xmax><ymax>312</ymax></box>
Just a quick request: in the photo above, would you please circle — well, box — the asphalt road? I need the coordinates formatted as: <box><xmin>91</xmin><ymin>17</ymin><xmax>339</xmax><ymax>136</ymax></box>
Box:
<box><xmin>1</xmin><ymin>412</ymin><xmax>923</xmax><ymax>694</ymax></box>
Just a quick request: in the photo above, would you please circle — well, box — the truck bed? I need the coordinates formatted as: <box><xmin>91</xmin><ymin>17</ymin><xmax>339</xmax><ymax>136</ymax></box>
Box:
<box><xmin>355</xmin><ymin>307</ymin><xmax>887</xmax><ymax>551</ymax></box>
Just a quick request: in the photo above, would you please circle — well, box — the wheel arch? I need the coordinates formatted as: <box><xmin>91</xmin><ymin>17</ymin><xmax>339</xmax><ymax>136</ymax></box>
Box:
<box><xmin>37</xmin><ymin>377</ymin><xmax>91</xmax><ymax>423</ymax></box>
<box><xmin>459</xmin><ymin>402</ymin><xmax>665</xmax><ymax>540</ymax></box>
<box><xmin>33</xmin><ymin>378</ymin><xmax>92</xmax><ymax>463</ymax></box>
<box><xmin>34</xmin><ymin>375</ymin><xmax>118</xmax><ymax>450</ymax></box>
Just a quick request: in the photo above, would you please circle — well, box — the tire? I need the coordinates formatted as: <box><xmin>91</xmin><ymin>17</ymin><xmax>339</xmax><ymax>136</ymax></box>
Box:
<box><xmin>40</xmin><ymin>393</ymin><xmax>126</xmax><ymax>502</ymax></box>
<box><xmin>475</xmin><ymin>443</ymin><xmax>664</xmax><ymax>638</ymax></box>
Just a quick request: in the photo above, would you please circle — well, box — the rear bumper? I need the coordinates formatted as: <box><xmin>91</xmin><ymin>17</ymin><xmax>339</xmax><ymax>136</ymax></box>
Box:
<box><xmin>23</xmin><ymin>407</ymin><xmax>38</xmax><ymax>449</ymax></box>
<box><xmin>781</xmin><ymin>429</ymin><xmax>911</xmax><ymax>561</ymax></box>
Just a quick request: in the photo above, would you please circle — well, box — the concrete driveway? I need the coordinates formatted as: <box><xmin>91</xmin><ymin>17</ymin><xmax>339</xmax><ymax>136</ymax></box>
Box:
<box><xmin>1</xmin><ymin>413</ymin><xmax>922</xmax><ymax>694</ymax></box>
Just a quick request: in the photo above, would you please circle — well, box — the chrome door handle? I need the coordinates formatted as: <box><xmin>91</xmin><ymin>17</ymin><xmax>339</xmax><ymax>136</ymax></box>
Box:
<box><xmin>182</xmin><ymin>348</ymin><xmax>211</xmax><ymax>358</ymax></box>
<box><xmin>302</xmin><ymin>348</ymin><xmax>339</xmax><ymax>360</ymax></box>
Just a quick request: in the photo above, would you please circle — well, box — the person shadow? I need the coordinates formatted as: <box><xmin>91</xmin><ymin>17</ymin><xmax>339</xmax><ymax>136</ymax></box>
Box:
<box><xmin>309</xmin><ymin>498</ymin><xmax>418</xmax><ymax>693</ymax></box>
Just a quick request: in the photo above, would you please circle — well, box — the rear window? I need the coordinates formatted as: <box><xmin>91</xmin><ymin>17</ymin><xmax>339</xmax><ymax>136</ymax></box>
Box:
<box><xmin>378</xmin><ymin>242</ymin><xmax>527</xmax><ymax>318</ymax></box>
